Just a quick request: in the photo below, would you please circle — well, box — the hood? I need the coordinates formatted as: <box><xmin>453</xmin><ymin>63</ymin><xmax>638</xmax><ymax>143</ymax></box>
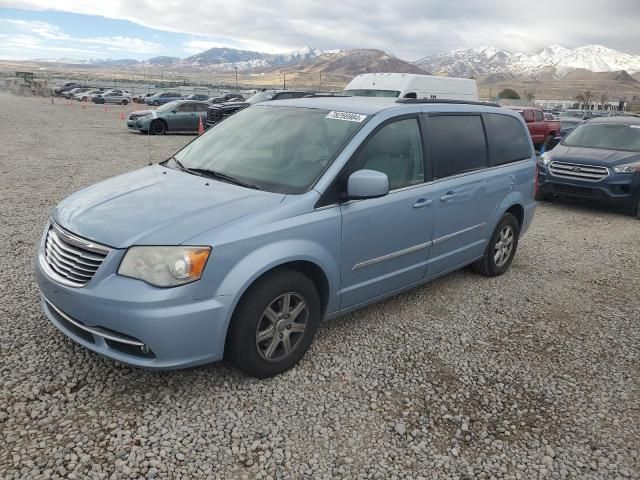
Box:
<box><xmin>129</xmin><ymin>109</ymin><xmax>151</xmax><ymax>118</ymax></box>
<box><xmin>53</xmin><ymin>165</ymin><xmax>285</xmax><ymax>248</ymax></box>
<box><xmin>549</xmin><ymin>144</ymin><xmax>640</xmax><ymax>167</ymax></box>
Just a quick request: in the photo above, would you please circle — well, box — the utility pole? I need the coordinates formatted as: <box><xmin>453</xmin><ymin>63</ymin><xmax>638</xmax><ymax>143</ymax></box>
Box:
<box><xmin>234</xmin><ymin>66</ymin><xmax>238</xmax><ymax>92</ymax></box>
<box><xmin>283</xmin><ymin>73</ymin><xmax>286</xmax><ymax>90</ymax></box>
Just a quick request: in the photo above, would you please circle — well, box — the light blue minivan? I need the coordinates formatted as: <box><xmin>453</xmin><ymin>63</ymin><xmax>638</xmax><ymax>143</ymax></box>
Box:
<box><xmin>36</xmin><ymin>97</ymin><xmax>537</xmax><ymax>377</ymax></box>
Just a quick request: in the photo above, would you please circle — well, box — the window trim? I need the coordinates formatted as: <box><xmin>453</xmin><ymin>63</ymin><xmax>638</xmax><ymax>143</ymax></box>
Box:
<box><xmin>425</xmin><ymin>112</ymin><xmax>490</xmax><ymax>180</ymax></box>
<box><xmin>315</xmin><ymin>113</ymin><xmax>429</xmax><ymax>208</ymax></box>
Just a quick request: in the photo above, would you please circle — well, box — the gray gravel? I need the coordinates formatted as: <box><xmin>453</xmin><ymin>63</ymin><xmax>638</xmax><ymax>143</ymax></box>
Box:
<box><xmin>1</xmin><ymin>94</ymin><xmax>639</xmax><ymax>479</ymax></box>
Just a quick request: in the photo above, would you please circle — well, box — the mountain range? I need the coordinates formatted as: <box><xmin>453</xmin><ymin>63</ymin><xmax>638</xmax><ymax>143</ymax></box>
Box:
<box><xmin>21</xmin><ymin>44</ymin><xmax>640</xmax><ymax>82</ymax></box>
<box><xmin>415</xmin><ymin>45</ymin><xmax>640</xmax><ymax>79</ymax></box>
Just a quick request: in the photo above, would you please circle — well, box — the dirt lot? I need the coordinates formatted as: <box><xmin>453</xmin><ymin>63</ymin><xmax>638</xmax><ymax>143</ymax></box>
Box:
<box><xmin>0</xmin><ymin>94</ymin><xmax>638</xmax><ymax>479</ymax></box>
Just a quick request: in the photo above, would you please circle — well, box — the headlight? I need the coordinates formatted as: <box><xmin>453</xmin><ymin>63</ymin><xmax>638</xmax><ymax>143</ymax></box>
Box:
<box><xmin>118</xmin><ymin>246</ymin><xmax>211</xmax><ymax>287</ymax></box>
<box><xmin>538</xmin><ymin>152</ymin><xmax>552</xmax><ymax>166</ymax></box>
<box><xmin>612</xmin><ymin>162</ymin><xmax>640</xmax><ymax>174</ymax></box>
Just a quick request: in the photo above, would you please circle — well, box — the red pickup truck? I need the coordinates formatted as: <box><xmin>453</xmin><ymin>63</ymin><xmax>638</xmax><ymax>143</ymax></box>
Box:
<box><xmin>506</xmin><ymin>106</ymin><xmax>561</xmax><ymax>149</ymax></box>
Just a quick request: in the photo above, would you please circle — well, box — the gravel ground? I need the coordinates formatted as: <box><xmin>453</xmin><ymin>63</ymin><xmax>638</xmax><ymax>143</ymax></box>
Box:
<box><xmin>0</xmin><ymin>94</ymin><xmax>638</xmax><ymax>480</ymax></box>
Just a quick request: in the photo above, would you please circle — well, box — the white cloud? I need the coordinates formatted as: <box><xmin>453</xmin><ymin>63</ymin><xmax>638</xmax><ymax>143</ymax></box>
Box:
<box><xmin>2</xmin><ymin>0</ymin><xmax>640</xmax><ymax>59</ymax></box>
<box><xmin>0</xmin><ymin>17</ymin><xmax>162</xmax><ymax>58</ymax></box>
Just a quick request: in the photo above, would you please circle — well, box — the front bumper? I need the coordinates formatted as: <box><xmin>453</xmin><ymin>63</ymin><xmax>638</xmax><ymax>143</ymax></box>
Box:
<box><xmin>35</xmin><ymin>245</ymin><xmax>234</xmax><ymax>370</ymax></box>
<box><xmin>538</xmin><ymin>165</ymin><xmax>638</xmax><ymax>205</ymax></box>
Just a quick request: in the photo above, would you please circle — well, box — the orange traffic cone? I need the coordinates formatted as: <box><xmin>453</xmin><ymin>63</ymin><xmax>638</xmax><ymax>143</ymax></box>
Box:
<box><xmin>198</xmin><ymin>116</ymin><xmax>205</xmax><ymax>135</ymax></box>
<box><xmin>120</xmin><ymin>111</ymin><xmax>125</xmax><ymax>121</ymax></box>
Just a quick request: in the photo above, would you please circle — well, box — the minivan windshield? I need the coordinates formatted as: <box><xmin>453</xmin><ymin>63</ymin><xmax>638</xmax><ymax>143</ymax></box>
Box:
<box><xmin>171</xmin><ymin>105</ymin><xmax>367</xmax><ymax>193</ymax></box>
<box><xmin>344</xmin><ymin>89</ymin><xmax>400</xmax><ymax>98</ymax></box>
<box><xmin>562</xmin><ymin>123</ymin><xmax>640</xmax><ymax>152</ymax></box>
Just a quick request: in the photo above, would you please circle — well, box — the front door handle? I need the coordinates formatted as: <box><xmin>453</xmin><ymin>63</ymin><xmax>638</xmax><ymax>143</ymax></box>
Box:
<box><xmin>413</xmin><ymin>198</ymin><xmax>433</xmax><ymax>209</ymax></box>
<box><xmin>440</xmin><ymin>192</ymin><xmax>456</xmax><ymax>202</ymax></box>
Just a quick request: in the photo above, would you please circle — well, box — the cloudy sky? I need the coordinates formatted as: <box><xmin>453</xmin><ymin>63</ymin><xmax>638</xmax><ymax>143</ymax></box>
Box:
<box><xmin>1</xmin><ymin>1</ymin><xmax>639</xmax><ymax>61</ymax></box>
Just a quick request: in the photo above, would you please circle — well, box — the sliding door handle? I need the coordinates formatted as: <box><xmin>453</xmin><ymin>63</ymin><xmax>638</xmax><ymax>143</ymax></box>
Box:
<box><xmin>440</xmin><ymin>192</ymin><xmax>456</xmax><ymax>202</ymax></box>
<box><xmin>413</xmin><ymin>198</ymin><xmax>433</xmax><ymax>209</ymax></box>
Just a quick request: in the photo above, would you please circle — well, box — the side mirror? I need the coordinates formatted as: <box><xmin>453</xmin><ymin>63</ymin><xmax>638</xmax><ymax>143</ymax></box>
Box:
<box><xmin>346</xmin><ymin>169</ymin><xmax>389</xmax><ymax>200</ymax></box>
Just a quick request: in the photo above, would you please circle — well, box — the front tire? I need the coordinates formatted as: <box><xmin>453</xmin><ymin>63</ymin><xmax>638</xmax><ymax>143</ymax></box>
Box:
<box><xmin>152</xmin><ymin>100</ymin><xmax>159</xmax><ymax>106</ymax></box>
<box><xmin>121</xmin><ymin>99</ymin><xmax>128</xmax><ymax>105</ymax></box>
<box><xmin>225</xmin><ymin>269</ymin><xmax>321</xmax><ymax>378</ymax></box>
<box><xmin>473</xmin><ymin>213</ymin><xmax>520</xmax><ymax>277</ymax></box>
<box><xmin>150</xmin><ymin>120</ymin><xmax>166</xmax><ymax>135</ymax></box>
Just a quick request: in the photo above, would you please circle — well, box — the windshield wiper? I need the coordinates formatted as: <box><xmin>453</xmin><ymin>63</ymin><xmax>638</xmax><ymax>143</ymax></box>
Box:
<box><xmin>167</xmin><ymin>157</ymin><xmax>260</xmax><ymax>190</ymax></box>
<box><xmin>186</xmin><ymin>168</ymin><xmax>261</xmax><ymax>190</ymax></box>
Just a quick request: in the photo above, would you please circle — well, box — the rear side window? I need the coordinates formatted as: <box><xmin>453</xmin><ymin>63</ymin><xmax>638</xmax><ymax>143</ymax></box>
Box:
<box><xmin>430</xmin><ymin>115</ymin><xmax>487</xmax><ymax>178</ymax></box>
<box><xmin>485</xmin><ymin>114</ymin><xmax>532</xmax><ymax>166</ymax></box>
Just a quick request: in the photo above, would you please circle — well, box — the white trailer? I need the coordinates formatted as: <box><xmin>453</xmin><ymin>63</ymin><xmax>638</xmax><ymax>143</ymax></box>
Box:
<box><xmin>344</xmin><ymin>73</ymin><xmax>479</xmax><ymax>101</ymax></box>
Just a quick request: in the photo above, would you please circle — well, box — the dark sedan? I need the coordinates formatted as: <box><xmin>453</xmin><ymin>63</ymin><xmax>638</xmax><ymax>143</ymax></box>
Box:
<box><xmin>537</xmin><ymin>117</ymin><xmax>640</xmax><ymax>217</ymax></box>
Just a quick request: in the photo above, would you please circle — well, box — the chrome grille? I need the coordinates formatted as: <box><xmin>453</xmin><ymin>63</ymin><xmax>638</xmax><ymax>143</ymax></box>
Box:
<box><xmin>42</xmin><ymin>223</ymin><xmax>110</xmax><ymax>287</ymax></box>
<box><xmin>548</xmin><ymin>161</ymin><xmax>609</xmax><ymax>182</ymax></box>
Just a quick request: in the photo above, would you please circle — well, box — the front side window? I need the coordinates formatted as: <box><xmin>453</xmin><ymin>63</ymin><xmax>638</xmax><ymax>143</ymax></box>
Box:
<box><xmin>431</xmin><ymin>115</ymin><xmax>488</xmax><ymax>178</ymax></box>
<box><xmin>534</xmin><ymin>110</ymin><xmax>544</xmax><ymax>122</ymax></box>
<box><xmin>348</xmin><ymin>118</ymin><xmax>424</xmax><ymax>190</ymax></box>
<box><xmin>562</xmin><ymin>123</ymin><xmax>640</xmax><ymax>151</ymax></box>
<box><xmin>176</xmin><ymin>103</ymin><xmax>194</xmax><ymax>112</ymax></box>
<box><xmin>172</xmin><ymin>106</ymin><xmax>366</xmax><ymax>194</ymax></box>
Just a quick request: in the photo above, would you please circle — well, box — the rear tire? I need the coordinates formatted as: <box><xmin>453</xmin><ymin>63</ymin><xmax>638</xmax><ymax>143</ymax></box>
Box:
<box><xmin>121</xmin><ymin>99</ymin><xmax>128</xmax><ymax>105</ymax></box>
<box><xmin>225</xmin><ymin>269</ymin><xmax>321</xmax><ymax>378</ymax></box>
<box><xmin>152</xmin><ymin>100</ymin><xmax>159</xmax><ymax>106</ymax></box>
<box><xmin>472</xmin><ymin>213</ymin><xmax>520</xmax><ymax>277</ymax></box>
<box><xmin>543</xmin><ymin>134</ymin><xmax>555</xmax><ymax>150</ymax></box>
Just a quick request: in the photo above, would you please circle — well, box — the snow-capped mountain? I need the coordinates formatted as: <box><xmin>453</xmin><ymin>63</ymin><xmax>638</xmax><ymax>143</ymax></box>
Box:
<box><xmin>415</xmin><ymin>45</ymin><xmax>640</xmax><ymax>79</ymax></box>
<box><xmin>181</xmin><ymin>46</ymin><xmax>342</xmax><ymax>71</ymax></box>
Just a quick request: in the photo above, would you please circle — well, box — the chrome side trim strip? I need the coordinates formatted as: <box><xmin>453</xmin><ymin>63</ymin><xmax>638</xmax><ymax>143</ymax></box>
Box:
<box><xmin>432</xmin><ymin>222</ymin><xmax>487</xmax><ymax>245</ymax></box>
<box><xmin>352</xmin><ymin>241</ymin><xmax>432</xmax><ymax>271</ymax></box>
<box><xmin>44</xmin><ymin>297</ymin><xmax>145</xmax><ymax>347</ymax></box>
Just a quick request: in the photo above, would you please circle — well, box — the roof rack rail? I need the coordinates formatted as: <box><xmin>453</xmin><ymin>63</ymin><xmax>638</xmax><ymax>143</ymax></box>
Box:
<box><xmin>303</xmin><ymin>93</ymin><xmax>349</xmax><ymax>98</ymax></box>
<box><xmin>395</xmin><ymin>98</ymin><xmax>500</xmax><ymax>107</ymax></box>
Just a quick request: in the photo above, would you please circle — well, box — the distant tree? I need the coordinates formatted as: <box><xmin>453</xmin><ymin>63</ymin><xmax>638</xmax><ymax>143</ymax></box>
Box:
<box><xmin>575</xmin><ymin>90</ymin><xmax>594</xmax><ymax>109</ymax></box>
<box><xmin>599</xmin><ymin>93</ymin><xmax>609</xmax><ymax>110</ymax></box>
<box><xmin>524</xmin><ymin>90</ymin><xmax>536</xmax><ymax>102</ymax></box>
<box><xmin>498</xmin><ymin>88</ymin><xmax>520</xmax><ymax>100</ymax></box>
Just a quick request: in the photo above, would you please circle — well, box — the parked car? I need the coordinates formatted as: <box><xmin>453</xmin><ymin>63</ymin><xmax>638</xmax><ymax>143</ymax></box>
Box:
<box><xmin>63</xmin><ymin>87</ymin><xmax>91</xmax><ymax>99</ymax></box>
<box><xmin>543</xmin><ymin>113</ymin><xmax>556</xmax><ymax>121</ymax></box>
<box><xmin>128</xmin><ymin>100</ymin><xmax>209</xmax><ymax>134</ymax></box>
<box><xmin>133</xmin><ymin>92</ymin><xmax>156</xmax><ymax>103</ymax></box>
<box><xmin>537</xmin><ymin>116</ymin><xmax>640</xmax><ymax>216</ymax></box>
<box><xmin>35</xmin><ymin>97</ymin><xmax>537</xmax><ymax>377</ymax></box>
<box><xmin>75</xmin><ymin>89</ymin><xmax>103</xmax><ymax>102</ymax></box>
<box><xmin>54</xmin><ymin>82</ymin><xmax>82</xmax><ymax>96</ymax></box>
<box><xmin>553</xmin><ymin>118</ymin><xmax>583</xmax><ymax>145</ymax></box>
<box><xmin>559</xmin><ymin>110</ymin><xmax>595</xmax><ymax>120</ymax></box>
<box><xmin>185</xmin><ymin>93</ymin><xmax>210</xmax><ymax>101</ymax></box>
<box><xmin>93</xmin><ymin>90</ymin><xmax>131</xmax><ymax>105</ymax></box>
<box><xmin>208</xmin><ymin>93</ymin><xmax>245</xmax><ymax>103</ymax></box>
<box><xmin>145</xmin><ymin>92</ymin><xmax>184</xmax><ymax>106</ymax></box>
<box><xmin>206</xmin><ymin>90</ymin><xmax>310</xmax><ymax>128</ymax></box>
<box><xmin>507</xmin><ymin>106</ymin><xmax>561</xmax><ymax>149</ymax></box>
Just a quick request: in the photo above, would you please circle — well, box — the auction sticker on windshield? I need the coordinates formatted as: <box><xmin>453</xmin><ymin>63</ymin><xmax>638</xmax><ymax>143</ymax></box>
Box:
<box><xmin>326</xmin><ymin>111</ymin><xmax>367</xmax><ymax>122</ymax></box>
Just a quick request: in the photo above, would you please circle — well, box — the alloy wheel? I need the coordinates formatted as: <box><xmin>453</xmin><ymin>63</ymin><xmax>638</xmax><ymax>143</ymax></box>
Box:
<box><xmin>256</xmin><ymin>292</ymin><xmax>308</xmax><ymax>362</ymax></box>
<box><xmin>494</xmin><ymin>225</ymin><xmax>514</xmax><ymax>267</ymax></box>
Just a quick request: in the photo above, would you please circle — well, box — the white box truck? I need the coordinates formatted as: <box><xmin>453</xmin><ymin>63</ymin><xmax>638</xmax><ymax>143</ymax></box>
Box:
<box><xmin>344</xmin><ymin>73</ymin><xmax>479</xmax><ymax>101</ymax></box>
